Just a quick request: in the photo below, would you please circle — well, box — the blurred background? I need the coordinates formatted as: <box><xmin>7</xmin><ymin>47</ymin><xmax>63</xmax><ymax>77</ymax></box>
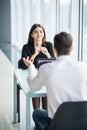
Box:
<box><xmin>0</xmin><ymin>0</ymin><xmax>87</xmax><ymax>61</ymax></box>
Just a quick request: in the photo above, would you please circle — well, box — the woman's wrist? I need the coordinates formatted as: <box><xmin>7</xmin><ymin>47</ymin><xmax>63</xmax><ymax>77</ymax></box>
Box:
<box><xmin>46</xmin><ymin>52</ymin><xmax>51</xmax><ymax>58</ymax></box>
<box><xmin>31</xmin><ymin>53</ymin><xmax>38</xmax><ymax>60</ymax></box>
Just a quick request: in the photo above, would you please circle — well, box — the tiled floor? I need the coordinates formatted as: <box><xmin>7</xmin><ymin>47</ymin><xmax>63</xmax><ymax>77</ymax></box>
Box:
<box><xmin>0</xmin><ymin>44</ymin><xmax>34</xmax><ymax>130</ymax></box>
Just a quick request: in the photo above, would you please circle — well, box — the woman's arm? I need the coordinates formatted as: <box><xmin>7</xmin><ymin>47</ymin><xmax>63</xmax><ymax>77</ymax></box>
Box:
<box><xmin>30</xmin><ymin>46</ymin><xmax>40</xmax><ymax>60</ymax></box>
<box><xmin>18</xmin><ymin>45</ymin><xmax>30</xmax><ymax>69</ymax></box>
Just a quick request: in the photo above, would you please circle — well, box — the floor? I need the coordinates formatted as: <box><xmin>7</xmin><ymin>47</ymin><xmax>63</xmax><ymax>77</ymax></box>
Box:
<box><xmin>0</xmin><ymin>43</ymin><xmax>34</xmax><ymax>130</ymax></box>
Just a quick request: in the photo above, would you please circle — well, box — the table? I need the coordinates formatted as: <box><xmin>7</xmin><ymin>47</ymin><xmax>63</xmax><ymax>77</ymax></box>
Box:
<box><xmin>13</xmin><ymin>68</ymin><xmax>47</xmax><ymax>130</ymax></box>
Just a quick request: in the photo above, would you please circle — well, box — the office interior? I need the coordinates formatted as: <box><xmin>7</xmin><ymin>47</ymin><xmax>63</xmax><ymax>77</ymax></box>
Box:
<box><xmin>0</xmin><ymin>0</ymin><xmax>87</xmax><ymax>130</ymax></box>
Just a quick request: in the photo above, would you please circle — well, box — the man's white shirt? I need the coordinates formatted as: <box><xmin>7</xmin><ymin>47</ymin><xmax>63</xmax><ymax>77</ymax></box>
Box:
<box><xmin>27</xmin><ymin>55</ymin><xmax>87</xmax><ymax>119</ymax></box>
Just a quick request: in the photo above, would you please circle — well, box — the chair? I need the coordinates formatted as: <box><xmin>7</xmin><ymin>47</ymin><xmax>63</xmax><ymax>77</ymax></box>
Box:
<box><xmin>49</xmin><ymin>101</ymin><xmax>87</xmax><ymax>130</ymax></box>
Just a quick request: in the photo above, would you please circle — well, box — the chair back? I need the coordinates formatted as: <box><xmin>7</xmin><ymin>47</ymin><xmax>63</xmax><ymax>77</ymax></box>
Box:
<box><xmin>49</xmin><ymin>101</ymin><xmax>87</xmax><ymax>130</ymax></box>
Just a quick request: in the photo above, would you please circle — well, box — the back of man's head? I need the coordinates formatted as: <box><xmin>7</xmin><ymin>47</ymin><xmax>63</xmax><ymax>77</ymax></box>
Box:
<box><xmin>54</xmin><ymin>32</ymin><xmax>73</xmax><ymax>56</ymax></box>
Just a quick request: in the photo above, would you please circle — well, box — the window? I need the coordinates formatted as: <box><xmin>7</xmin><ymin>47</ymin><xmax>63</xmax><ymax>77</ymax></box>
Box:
<box><xmin>82</xmin><ymin>0</ymin><xmax>87</xmax><ymax>61</ymax></box>
<box><xmin>59</xmin><ymin>0</ymin><xmax>71</xmax><ymax>32</ymax></box>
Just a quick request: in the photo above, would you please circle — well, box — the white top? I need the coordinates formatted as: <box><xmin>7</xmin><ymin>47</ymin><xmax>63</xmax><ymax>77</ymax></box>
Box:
<box><xmin>27</xmin><ymin>55</ymin><xmax>87</xmax><ymax>119</ymax></box>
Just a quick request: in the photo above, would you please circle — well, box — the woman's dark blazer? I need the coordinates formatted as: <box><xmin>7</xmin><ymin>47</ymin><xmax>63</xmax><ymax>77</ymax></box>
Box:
<box><xmin>18</xmin><ymin>41</ymin><xmax>55</xmax><ymax>69</ymax></box>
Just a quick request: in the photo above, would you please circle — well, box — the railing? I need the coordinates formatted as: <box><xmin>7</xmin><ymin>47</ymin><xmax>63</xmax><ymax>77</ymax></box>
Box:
<box><xmin>0</xmin><ymin>43</ymin><xmax>21</xmax><ymax>68</ymax></box>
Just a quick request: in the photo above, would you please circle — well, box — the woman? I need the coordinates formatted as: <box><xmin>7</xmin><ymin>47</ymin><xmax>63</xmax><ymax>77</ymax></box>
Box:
<box><xmin>18</xmin><ymin>23</ymin><xmax>55</xmax><ymax>110</ymax></box>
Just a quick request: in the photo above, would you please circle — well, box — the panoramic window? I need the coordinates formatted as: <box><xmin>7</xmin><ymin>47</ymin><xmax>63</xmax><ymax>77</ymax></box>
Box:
<box><xmin>59</xmin><ymin>0</ymin><xmax>71</xmax><ymax>32</ymax></box>
<box><xmin>82</xmin><ymin>0</ymin><xmax>87</xmax><ymax>61</ymax></box>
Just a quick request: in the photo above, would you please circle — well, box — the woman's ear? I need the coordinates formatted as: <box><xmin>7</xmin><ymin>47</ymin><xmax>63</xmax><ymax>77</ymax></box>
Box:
<box><xmin>31</xmin><ymin>34</ymin><xmax>33</xmax><ymax>38</ymax></box>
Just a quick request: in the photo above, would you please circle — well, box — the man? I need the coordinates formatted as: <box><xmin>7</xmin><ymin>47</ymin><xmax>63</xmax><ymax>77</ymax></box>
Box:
<box><xmin>23</xmin><ymin>32</ymin><xmax>87</xmax><ymax>130</ymax></box>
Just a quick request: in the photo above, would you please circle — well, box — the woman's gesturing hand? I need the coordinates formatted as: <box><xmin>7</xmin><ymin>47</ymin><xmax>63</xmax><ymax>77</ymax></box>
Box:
<box><xmin>40</xmin><ymin>47</ymin><xmax>51</xmax><ymax>58</ymax></box>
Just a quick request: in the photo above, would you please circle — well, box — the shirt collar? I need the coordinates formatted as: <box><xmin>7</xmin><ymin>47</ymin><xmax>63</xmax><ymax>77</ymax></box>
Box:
<box><xmin>56</xmin><ymin>55</ymin><xmax>72</xmax><ymax>61</ymax></box>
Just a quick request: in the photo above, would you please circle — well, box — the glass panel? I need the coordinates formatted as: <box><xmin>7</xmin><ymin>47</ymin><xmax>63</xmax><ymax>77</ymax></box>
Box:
<box><xmin>30</xmin><ymin>0</ymin><xmax>42</xmax><ymax>26</ymax></box>
<box><xmin>42</xmin><ymin>0</ymin><xmax>57</xmax><ymax>42</ymax></box>
<box><xmin>42</xmin><ymin>0</ymin><xmax>50</xmax><ymax>40</ymax></box>
<box><xmin>49</xmin><ymin>0</ymin><xmax>57</xmax><ymax>42</ymax></box>
<box><xmin>60</xmin><ymin>0</ymin><xmax>71</xmax><ymax>32</ymax></box>
<box><xmin>70</xmin><ymin>0</ymin><xmax>79</xmax><ymax>61</ymax></box>
<box><xmin>83</xmin><ymin>0</ymin><xmax>87</xmax><ymax>61</ymax></box>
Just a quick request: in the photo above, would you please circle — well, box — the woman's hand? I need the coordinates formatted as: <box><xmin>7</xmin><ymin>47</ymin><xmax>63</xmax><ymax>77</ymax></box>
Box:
<box><xmin>30</xmin><ymin>46</ymin><xmax>51</xmax><ymax>61</ymax></box>
<box><xmin>22</xmin><ymin>56</ymin><xmax>33</xmax><ymax>67</ymax></box>
<box><xmin>31</xmin><ymin>46</ymin><xmax>41</xmax><ymax>60</ymax></box>
<box><xmin>40</xmin><ymin>47</ymin><xmax>51</xmax><ymax>58</ymax></box>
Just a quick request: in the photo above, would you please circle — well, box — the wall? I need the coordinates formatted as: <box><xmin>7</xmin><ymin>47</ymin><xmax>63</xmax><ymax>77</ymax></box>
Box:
<box><xmin>0</xmin><ymin>0</ymin><xmax>11</xmax><ymax>43</ymax></box>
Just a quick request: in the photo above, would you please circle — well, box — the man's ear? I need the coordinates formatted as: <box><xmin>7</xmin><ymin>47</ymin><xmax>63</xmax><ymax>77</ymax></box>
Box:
<box><xmin>70</xmin><ymin>45</ymin><xmax>73</xmax><ymax>52</ymax></box>
<box><xmin>53</xmin><ymin>47</ymin><xmax>58</xmax><ymax>57</ymax></box>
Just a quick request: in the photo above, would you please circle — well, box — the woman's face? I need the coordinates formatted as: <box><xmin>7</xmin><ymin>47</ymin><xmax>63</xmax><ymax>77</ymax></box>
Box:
<box><xmin>31</xmin><ymin>27</ymin><xmax>44</xmax><ymax>42</ymax></box>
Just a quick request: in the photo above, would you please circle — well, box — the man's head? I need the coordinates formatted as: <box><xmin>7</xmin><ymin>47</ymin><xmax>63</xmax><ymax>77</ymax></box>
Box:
<box><xmin>54</xmin><ymin>32</ymin><xmax>73</xmax><ymax>56</ymax></box>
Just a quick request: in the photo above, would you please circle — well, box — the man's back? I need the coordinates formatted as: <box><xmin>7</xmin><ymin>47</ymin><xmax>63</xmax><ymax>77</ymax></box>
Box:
<box><xmin>41</xmin><ymin>55</ymin><xmax>87</xmax><ymax>118</ymax></box>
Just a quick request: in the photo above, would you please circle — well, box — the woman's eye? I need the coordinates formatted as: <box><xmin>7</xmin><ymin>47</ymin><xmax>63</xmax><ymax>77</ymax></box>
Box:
<box><xmin>34</xmin><ymin>31</ymin><xmax>38</xmax><ymax>34</ymax></box>
<box><xmin>40</xmin><ymin>30</ymin><xmax>43</xmax><ymax>33</ymax></box>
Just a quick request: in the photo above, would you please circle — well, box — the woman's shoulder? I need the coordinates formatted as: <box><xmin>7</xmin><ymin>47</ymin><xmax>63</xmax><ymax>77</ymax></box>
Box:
<box><xmin>23</xmin><ymin>42</ymin><xmax>33</xmax><ymax>49</ymax></box>
<box><xmin>44</xmin><ymin>41</ymin><xmax>53</xmax><ymax>46</ymax></box>
<box><xmin>44</xmin><ymin>41</ymin><xmax>53</xmax><ymax>48</ymax></box>
<box><xmin>23</xmin><ymin>43</ymin><xmax>29</xmax><ymax>48</ymax></box>
<box><xmin>21</xmin><ymin>43</ymin><xmax>30</xmax><ymax>52</ymax></box>
<box><xmin>45</xmin><ymin>41</ymin><xmax>52</xmax><ymax>44</ymax></box>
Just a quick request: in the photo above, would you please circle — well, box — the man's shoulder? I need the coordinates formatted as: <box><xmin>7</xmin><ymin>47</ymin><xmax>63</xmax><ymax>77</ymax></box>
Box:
<box><xmin>76</xmin><ymin>61</ymin><xmax>87</xmax><ymax>68</ymax></box>
<box><xmin>39</xmin><ymin>61</ymin><xmax>56</xmax><ymax>71</ymax></box>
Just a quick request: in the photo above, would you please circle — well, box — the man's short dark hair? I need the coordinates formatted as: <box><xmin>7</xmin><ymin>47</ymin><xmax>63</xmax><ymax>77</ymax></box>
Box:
<box><xmin>54</xmin><ymin>32</ymin><xmax>73</xmax><ymax>55</ymax></box>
